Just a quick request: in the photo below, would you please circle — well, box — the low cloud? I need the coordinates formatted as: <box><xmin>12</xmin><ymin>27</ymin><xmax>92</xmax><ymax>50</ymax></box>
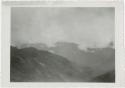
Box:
<box><xmin>11</xmin><ymin>7</ymin><xmax>115</xmax><ymax>50</ymax></box>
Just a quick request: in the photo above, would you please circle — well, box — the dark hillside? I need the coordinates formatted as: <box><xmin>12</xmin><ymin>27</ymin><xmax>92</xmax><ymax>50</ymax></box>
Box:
<box><xmin>11</xmin><ymin>46</ymin><xmax>89</xmax><ymax>82</ymax></box>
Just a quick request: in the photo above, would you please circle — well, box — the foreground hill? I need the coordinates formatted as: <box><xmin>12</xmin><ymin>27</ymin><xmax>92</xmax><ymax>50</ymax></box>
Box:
<box><xmin>11</xmin><ymin>46</ymin><xmax>91</xmax><ymax>82</ymax></box>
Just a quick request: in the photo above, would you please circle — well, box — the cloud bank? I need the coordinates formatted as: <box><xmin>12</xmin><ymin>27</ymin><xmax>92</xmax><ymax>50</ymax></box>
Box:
<box><xmin>11</xmin><ymin>7</ymin><xmax>115</xmax><ymax>50</ymax></box>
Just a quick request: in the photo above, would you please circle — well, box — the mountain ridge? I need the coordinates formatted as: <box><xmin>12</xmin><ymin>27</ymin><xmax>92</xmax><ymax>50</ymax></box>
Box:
<box><xmin>10</xmin><ymin>44</ymin><xmax>115</xmax><ymax>82</ymax></box>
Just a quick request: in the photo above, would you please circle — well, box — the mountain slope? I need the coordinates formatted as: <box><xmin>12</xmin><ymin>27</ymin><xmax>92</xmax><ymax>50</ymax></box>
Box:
<box><xmin>10</xmin><ymin>45</ymin><xmax>115</xmax><ymax>82</ymax></box>
<box><xmin>50</xmin><ymin>42</ymin><xmax>115</xmax><ymax>75</ymax></box>
<box><xmin>10</xmin><ymin>46</ymin><xmax>90</xmax><ymax>82</ymax></box>
<box><xmin>19</xmin><ymin>42</ymin><xmax>115</xmax><ymax>73</ymax></box>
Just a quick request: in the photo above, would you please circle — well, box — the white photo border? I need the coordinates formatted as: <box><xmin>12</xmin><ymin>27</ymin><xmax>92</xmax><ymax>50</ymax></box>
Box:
<box><xmin>2</xmin><ymin>1</ymin><xmax>125</xmax><ymax>88</ymax></box>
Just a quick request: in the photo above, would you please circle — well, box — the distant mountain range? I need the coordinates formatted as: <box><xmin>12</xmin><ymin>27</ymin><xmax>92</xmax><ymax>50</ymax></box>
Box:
<box><xmin>16</xmin><ymin>42</ymin><xmax>115</xmax><ymax>75</ymax></box>
<box><xmin>50</xmin><ymin>42</ymin><xmax>115</xmax><ymax>76</ymax></box>
<box><xmin>11</xmin><ymin>42</ymin><xmax>115</xmax><ymax>82</ymax></box>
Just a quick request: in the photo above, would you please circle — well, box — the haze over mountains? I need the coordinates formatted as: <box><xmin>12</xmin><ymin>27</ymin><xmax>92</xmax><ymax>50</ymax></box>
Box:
<box><xmin>11</xmin><ymin>8</ymin><xmax>114</xmax><ymax>50</ymax></box>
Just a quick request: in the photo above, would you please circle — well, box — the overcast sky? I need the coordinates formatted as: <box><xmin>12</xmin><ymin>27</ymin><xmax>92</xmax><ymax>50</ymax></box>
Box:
<box><xmin>11</xmin><ymin>7</ymin><xmax>114</xmax><ymax>50</ymax></box>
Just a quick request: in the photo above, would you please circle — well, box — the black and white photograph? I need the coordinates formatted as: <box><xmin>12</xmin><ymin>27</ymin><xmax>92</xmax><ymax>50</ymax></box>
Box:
<box><xmin>10</xmin><ymin>7</ymin><xmax>115</xmax><ymax>82</ymax></box>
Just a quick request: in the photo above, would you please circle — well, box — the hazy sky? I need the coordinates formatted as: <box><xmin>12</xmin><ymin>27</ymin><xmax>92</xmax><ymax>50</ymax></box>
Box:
<box><xmin>11</xmin><ymin>7</ymin><xmax>114</xmax><ymax>50</ymax></box>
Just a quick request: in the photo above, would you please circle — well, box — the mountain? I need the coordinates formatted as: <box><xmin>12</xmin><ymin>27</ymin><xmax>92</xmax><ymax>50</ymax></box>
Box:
<box><xmin>17</xmin><ymin>42</ymin><xmax>115</xmax><ymax>77</ymax></box>
<box><xmin>10</xmin><ymin>46</ymin><xmax>92</xmax><ymax>82</ymax></box>
<box><xmin>50</xmin><ymin>42</ymin><xmax>115</xmax><ymax>76</ymax></box>
<box><xmin>10</xmin><ymin>42</ymin><xmax>115</xmax><ymax>82</ymax></box>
